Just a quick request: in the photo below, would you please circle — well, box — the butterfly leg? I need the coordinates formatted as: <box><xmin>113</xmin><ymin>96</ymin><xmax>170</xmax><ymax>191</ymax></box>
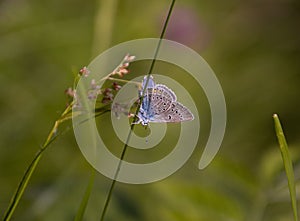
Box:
<box><xmin>131</xmin><ymin>117</ymin><xmax>141</xmax><ymax>125</ymax></box>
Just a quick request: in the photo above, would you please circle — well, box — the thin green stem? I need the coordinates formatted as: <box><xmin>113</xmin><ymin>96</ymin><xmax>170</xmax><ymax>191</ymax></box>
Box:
<box><xmin>107</xmin><ymin>77</ymin><xmax>141</xmax><ymax>86</ymax></box>
<box><xmin>146</xmin><ymin>0</ymin><xmax>175</xmax><ymax>76</ymax></box>
<box><xmin>2</xmin><ymin>100</ymin><xmax>107</xmax><ymax>221</ymax></box>
<box><xmin>99</xmin><ymin>1</ymin><xmax>176</xmax><ymax>220</ymax></box>
<box><xmin>92</xmin><ymin>0</ymin><xmax>118</xmax><ymax>56</ymax></box>
<box><xmin>74</xmin><ymin>169</ymin><xmax>95</xmax><ymax>221</ymax></box>
<box><xmin>99</xmin><ymin>121</ymin><xmax>134</xmax><ymax>221</ymax></box>
<box><xmin>2</xmin><ymin>104</ymin><xmax>72</xmax><ymax>221</ymax></box>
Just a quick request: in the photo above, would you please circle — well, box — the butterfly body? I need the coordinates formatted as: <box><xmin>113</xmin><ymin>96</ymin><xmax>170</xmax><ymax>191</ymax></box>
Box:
<box><xmin>136</xmin><ymin>75</ymin><xmax>194</xmax><ymax>126</ymax></box>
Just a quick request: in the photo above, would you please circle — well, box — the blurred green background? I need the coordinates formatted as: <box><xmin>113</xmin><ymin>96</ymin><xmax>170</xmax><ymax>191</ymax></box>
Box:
<box><xmin>1</xmin><ymin>0</ymin><xmax>300</xmax><ymax>220</ymax></box>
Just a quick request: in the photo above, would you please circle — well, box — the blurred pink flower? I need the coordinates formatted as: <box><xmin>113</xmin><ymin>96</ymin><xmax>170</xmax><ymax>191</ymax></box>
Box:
<box><xmin>163</xmin><ymin>7</ymin><xmax>211</xmax><ymax>51</ymax></box>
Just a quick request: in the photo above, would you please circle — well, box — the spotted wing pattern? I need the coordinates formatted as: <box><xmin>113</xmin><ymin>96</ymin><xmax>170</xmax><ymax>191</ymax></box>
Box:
<box><xmin>138</xmin><ymin>75</ymin><xmax>194</xmax><ymax>125</ymax></box>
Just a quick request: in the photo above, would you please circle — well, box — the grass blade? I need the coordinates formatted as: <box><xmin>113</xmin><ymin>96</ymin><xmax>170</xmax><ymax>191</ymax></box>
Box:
<box><xmin>2</xmin><ymin>105</ymin><xmax>72</xmax><ymax>221</ymax></box>
<box><xmin>273</xmin><ymin>114</ymin><xmax>298</xmax><ymax>221</ymax></box>
<box><xmin>2</xmin><ymin>141</ymin><xmax>53</xmax><ymax>221</ymax></box>
<box><xmin>74</xmin><ymin>169</ymin><xmax>95</xmax><ymax>221</ymax></box>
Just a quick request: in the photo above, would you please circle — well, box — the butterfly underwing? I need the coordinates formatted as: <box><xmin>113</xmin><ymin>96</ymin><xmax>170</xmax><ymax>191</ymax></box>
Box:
<box><xmin>136</xmin><ymin>75</ymin><xmax>194</xmax><ymax>125</ymax></box>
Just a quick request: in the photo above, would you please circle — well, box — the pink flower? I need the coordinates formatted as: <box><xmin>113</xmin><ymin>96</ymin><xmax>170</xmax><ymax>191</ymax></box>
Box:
<box><xmin>65</xmin><ymin>87</ymin><xmax>75</xmax><ymax>97</ymax></box>
<box><xmin>124</xmin><ymin>54</ymin><xmax>136</xmax><ymax>62</ymax></box>
<box><xmin>79</xmin><ymin>66</ymin><xmax>90</xmax><ymax>77</ymax></box>
<box><xmin>112</xmin><ymin>82</ymin><xmax>122</xmax><ymax>91</ymax></box>
<box><xmin>163</xmin><ymin>7</ymin><xmax>211</xmax><ymax>51</ymax></box>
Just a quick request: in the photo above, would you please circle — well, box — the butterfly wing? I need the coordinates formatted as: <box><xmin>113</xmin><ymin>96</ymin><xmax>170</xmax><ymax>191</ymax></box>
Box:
<box><xmin>148</xmin><ymin>83</ymin><xmax>193</xmax><ymax>123</ymax></box>
<box><xmin>151</xmin><ymin>101</ymin><xmax>194</xmax><ymax>123</ymax></box>
<box><xmin>147</xmin><ymin>84</ymin><xmax>176</xmax><ymax>115</ymax></box>
<box><xmin>138</xmin><ymin>75</ymin><xmax>194</xmax><ymax>124</ymax></box>
<box><xmin>154</xmin><ymin>84</ymin><xmax>177</xmax><ymax>101</ymax></box>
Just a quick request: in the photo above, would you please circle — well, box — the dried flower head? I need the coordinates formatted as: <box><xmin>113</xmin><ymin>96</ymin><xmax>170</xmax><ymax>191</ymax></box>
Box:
<box><xmin>112</xmin><ymin>82</ymin><xmax>122</xmax><ymax>91</ymax></box>
<box><xmin>103</xmin><ymin>88</ymin><xmax>112</xmax><ymax>95</ymax></box>
<box><xmin>124</xmin><ymin>54</ymin><xmax>136</xmax><ymax>62</ymax></box>
<box><xmin>67</xmin><ymin>53</ymin><xmax>135</xmax><ymax>112</ymax></box>
<box><xmin>90</xmin><ymin>79</ymin><xmax>101</xmax><ymax>90</ymax></box>
<box><xmin>112</xmin><ymin>102</ymin><xmax>131</xmax><ymax>119</ymax></box>
<box><xmin>79</xmin><ymin>66</ymin><xmax>90</xmax><ymax>77</ymax></box>
<box><xmin>65</xmin><ymin>87</ymin><xmax>75</xmax><ymax>98</ymax></box>
<box><xmin>111</xmin><ymin>54</ymin><xmax>135</xmax><ymax>77</ymax></box>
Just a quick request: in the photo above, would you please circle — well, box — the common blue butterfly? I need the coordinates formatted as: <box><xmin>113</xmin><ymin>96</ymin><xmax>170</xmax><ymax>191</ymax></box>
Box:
<box><xmin>135</xmin><ymin>75</ymin><xmax>194</xmax><ymax>125</ymax></box>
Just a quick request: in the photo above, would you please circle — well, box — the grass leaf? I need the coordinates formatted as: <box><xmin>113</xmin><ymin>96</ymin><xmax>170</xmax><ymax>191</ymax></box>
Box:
<box><xmin>2</xmin><ymin>108</ymin><xmax>67</xmax><ymax>221</ymax></box>
<box><xmin>74</xmin><ymin>169</ymin><xmax>95</xmax><ymax>221</ymax></box>
<box><xmin>2</xmin><ymin>146</ymin><xmax>48</xmax><ymax>221</ymax></box>
<box><xmin>273</xmin><ymin>114</ymin><xmax>298</xmax><ymax>221</ymax></box>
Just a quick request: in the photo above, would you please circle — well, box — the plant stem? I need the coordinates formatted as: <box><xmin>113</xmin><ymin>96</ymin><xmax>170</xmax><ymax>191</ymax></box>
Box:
<box><xmin>99</xmin><ymin>1</ymin><xmax>176</xmax><ymax>220</ymax></box>
<box><xmin>2</xmin><ymin>104</ymin><xmax>73</xmax><ymax>221</ymax></box>
<box><xmin>92</xmin><ymin>0</ymin><xmax>118</xmax><ymax>56</ymax></box>
<box><xmin>74</xmin><ymin>169</ymin><xmax>96</xmax><ymax>221</ymax></box>
<box><xmin>2</xmin><ymin>101</ymin><xmax>109</xmax><ymax>221</ymax></box>
<box><xmin>107</xmin><ymin>77</ymin><xmax>141</xmax><ymax>86</ymax></box>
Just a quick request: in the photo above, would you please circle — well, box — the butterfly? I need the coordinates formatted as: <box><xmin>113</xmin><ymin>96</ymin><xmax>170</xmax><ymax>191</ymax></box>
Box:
<box><xmin>134</xmin><ymin>75</ymin><xmax>194</xmax><ymax>126</ymax></box>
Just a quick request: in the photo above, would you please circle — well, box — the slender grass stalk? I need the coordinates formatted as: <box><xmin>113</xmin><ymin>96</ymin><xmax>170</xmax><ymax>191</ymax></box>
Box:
<box><xmin>75</xmin><ymin>0</ymin><xmax>133</xmax><ymax>214</ymax></box>
<box><xmin>74</xmin><ymin>169</ymin><xmax>95</xmax><ymax>221</ymax></box>
<box><xmin>2</xmin><ymin>104</ymin><xmax>73</xmax><ymax>221</ymax></box>
<box><xmin>273</xmin><ymin>114</ymin><xmax>298</xmax><ymax>221</ymax></box>
<box><xmin>92</xmin><ymin>0</ymin><xmax>118</xmax><ymax>56</ymax></box>
<box><xmin>2</xmin><ymin>59</ymin><xmax>128</xmax><ymax>220</ymax></box>
<box><xmin>1</xmin><ymin>102</ymin><xmax>111</xmax><ymax>221</ymax></box>
<box><xmin>99</xmin><ymin>1</ymin><xmax>176</xmax><ymax>220</ymax></box>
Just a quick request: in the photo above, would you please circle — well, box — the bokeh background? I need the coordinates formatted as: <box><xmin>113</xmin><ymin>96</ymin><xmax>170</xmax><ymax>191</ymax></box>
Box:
<box><xmin>1</xmin><ymin>0</ymin><xmax>300</xmax><ymax>220</ymax></box>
